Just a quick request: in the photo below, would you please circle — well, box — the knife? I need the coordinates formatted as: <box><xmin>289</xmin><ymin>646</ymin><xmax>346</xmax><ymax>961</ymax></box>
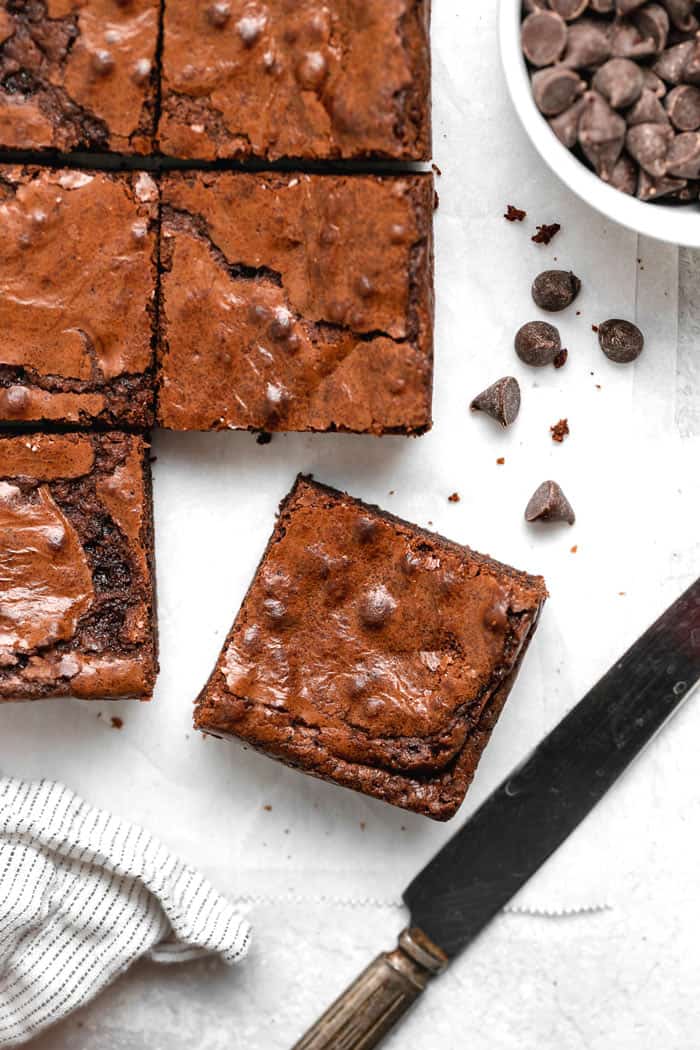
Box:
<box><xmin>292</xmin><ymin>578</ymin><xmax>700</xmax><ymax>1050</ymax></box>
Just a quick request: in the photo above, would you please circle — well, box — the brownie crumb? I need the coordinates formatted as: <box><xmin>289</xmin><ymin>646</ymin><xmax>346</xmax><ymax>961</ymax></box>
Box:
<box><xmin>596</xmin><ymin>384</ymin><xmax>602</xmax><ymax>390</ymax></box>
<box><xmin>532</xmin><ymin>223</ymin><xmax>561</xmax><ymax>245</ymax></box>
<box><xmin>110</xmin><ymin>717</ymin><xmax>124</xmax><ymax>730</ymax></box>
<box><xmin>496</xmin><ymin>457</ymin><xmax>505</xmax><ymax>465</ymax></box>
<box><xmin>553</xmin><ymin>348</ymin><xmax>568</xmax><ymax>369</ymax></box>
<box><xmin>434</xmin><ymin>190</ymin><xmax>440</xmax><ymax>210</ymax></box>
<box><xmin>359</xmin><ymin>821</ymin><xmax>366</xmax><ymax>830</ymax></box>
<box><xmin>432</xmin><ymin>163</ymin><xmax>442</xmax><ymax>176</ymax></box>
<box><xmin>571</xmin><ymin>545</ymin><xmax>578</xmax><ymax>554</ymax></box>
<box><xmin>256</xmin><ymin>431</ymin><xmax>273</xmax><ymax>445</ymax></box>
<box><xmin>149</xmin><ymin>455</ymin><xmax>158</xmax><ymax>464</ymax></box>
<box><xmin>592</xmin><ymin>324</ymin><xmax>599</xmax><ymax>333</ymax></box>
<box><xmin>505</xmin><ymin>204</ymin><xmax>527</xmax><ymax>222</ymax></box>
<box><xmin>551</xmin><ymin>419</ymin><xmax>570</xmax><ymax>444</ymax></box>
<box><xmin>263</xmin><ymin>804</ymin><xmax>272</xmax><ymax>812</ymax></box>
<box><xmin>448</xmin><ymin>492</ymin><xmax>461</xmax><ymax>503</ymax></box>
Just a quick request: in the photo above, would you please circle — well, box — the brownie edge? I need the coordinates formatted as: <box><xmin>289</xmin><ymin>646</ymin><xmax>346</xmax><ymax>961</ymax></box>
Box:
<box><xmin>194</xmin><ymin>476</ymin><xmax>547</xmax><ymax>820</ymax></box>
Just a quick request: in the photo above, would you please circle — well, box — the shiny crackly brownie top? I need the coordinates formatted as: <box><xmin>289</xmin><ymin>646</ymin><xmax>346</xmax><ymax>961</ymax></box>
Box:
<box><xmin>0</xmin><ymin>167</ymin><xmax>157</xmax><ymax>427</ymax></box>
<box><xmin>195</xmin><ymin>477</ymin><xmax>547</xmax><ymax>777</ymax></box>
<box><xmin>0</xmin><ymin>432</ymin><xmax>156</xmax><ymax>700</ymax></box>
<box><xmin>158</xmin><ymin>0</ymin><xmax>431</xmax><ymax>160</ymax></box>
<box><xmin>158</xmin><ymin>171</ymin><xmax>433</xmax><ymax>433</ymax></box>
<box><xmin>0</xmin><ymin>0</ymin><xmax>159</xmax><ymax>152</ymax></box>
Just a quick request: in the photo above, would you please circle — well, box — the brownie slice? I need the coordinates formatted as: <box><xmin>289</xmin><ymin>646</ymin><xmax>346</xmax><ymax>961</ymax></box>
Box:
<box><xmin>158</xmin><ymin>0</ymin><xmax>431</xmax><ymax>162</ymax></box>
<box><xmin>194</xmin><ymin>476</ymin><xmax>547</xmax><ymax>821</ymax></box>
<box><xmin>0</xmin><ymin>432</ymin><xmax>158</xmax><ymax>702</ymax></box>
<box><xmin>0</xmin><ymin>0</ymin><xmax>159</xmax><ymax>154</ymax></box>
<box><xmin>0</xmin><ymin>166</ymin><xmax>158</xmax><ymax>428</ymax></box>
<box><xmin>157</xmin><ymin>172</ymin><xmax>434</xmax><ymax>435</ymax></box>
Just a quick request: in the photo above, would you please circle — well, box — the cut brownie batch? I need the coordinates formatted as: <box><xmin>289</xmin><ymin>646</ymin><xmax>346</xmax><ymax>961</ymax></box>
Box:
<box><xmin>0</xmin><ymin>1</ymin><xmax>547</xmax><ymax>820</ymax></box>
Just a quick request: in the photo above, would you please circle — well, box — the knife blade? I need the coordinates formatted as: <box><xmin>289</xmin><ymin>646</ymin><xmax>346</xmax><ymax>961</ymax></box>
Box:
<box><xmin>292</xmin><ymin>578</ymin><xmax>700</xmax><ymax>1050</ymax></box>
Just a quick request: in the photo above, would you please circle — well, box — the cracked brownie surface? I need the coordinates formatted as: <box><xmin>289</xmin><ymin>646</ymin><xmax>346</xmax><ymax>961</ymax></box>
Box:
<box><xmin>0</xmin><ymin>0</ymin><xmax>159</xmax><ymax>154</ymax></box>
<box><xmin>157</xmin><ymin>171</ymin><xmax>434</xmax><ymax>434</ymax></box>
<box><xmin>158</xmin><ymin>0</ymin><xmax>431</xmax><ymax>161</ymax></box>
<box><xmin>0</xmin><ymin>166</ymin><xmax>158</xmax><ymax>428</ymax></box>
<box><xmin>194</xmin><ymin>476</ymin><xmax>547</xmax><ymax>820</ymax></box>
<box><xmin>0</xmin><ymin>431</ymin><xmax>158</xmax><ymax>702</ymax></box>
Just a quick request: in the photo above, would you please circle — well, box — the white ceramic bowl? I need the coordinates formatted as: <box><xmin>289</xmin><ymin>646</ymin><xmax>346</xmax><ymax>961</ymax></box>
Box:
<box><xmin>499</xmin><ymin>0</ymin><xmax>700</xmax><ymax>247</ymax></box>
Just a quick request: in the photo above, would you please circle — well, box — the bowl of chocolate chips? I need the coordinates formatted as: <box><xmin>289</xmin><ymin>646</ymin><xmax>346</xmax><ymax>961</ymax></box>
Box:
<box><xmin>500</xmin><ymin>0</ymin><xmax>700</xmax><ymax>245</ymax></box>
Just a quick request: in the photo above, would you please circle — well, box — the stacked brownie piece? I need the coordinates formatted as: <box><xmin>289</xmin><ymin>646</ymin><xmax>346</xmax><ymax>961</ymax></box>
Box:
<box><xmin>0</xmin><ymin>2</ymin><xmax>547</xmax><ymax>820</ymax></box>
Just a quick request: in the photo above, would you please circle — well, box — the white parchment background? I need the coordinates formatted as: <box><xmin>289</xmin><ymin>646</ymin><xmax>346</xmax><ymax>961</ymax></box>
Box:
<box><xmin>2</xmin><ymin>3</ymin><xmax>700</xmax><ymax>1047</ymax></box>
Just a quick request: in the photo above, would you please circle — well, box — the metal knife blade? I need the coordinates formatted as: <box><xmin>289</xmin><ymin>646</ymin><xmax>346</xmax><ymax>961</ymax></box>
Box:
<box><xmin>404</xmin><ymin>576</ymin><xmax>700</xmax><ymax>957</ymax></box>
<box><xmin>292</xmin><ymin>579</ymin><xmax>700</xmax><ymax>1050</ymax></box>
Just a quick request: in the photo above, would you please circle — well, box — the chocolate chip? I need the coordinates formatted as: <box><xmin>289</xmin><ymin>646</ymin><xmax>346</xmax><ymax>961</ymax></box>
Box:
<box><xmin>521</xmin><ymin>11</ymin><xmax>568</xmax><ymax>66</ymax></box>
<box><xmin>637</xmin><ymin>169</ymin><xmax>686</xmax><ymax>200</ymax></box>
<box><xmin>653</xmin><ymin>41</ymin><xmax>693</xmax><ymax>85</ymax></box>
<box><xmin>3</xmin><ymin>385</ymin><xmax>29</xmax><ymax>415</ymax></box>
<box><xmin>549</xmin><ymin>0</ymin><xmax>589</xmax><ymax>18</ymax></box>
<box><xmin>355</xmin><ymin>516</ymin><xmax>379</xmax><ymax>544</ymax></box>
<box><xmin>633</xmin><ymin>4</ymin><xmax>669</xmax><ymax>53</ymax></box>
<box><xmin>626</xmin><ymin>88</ymin><xmax>669</xmax><ymax>126</ymax></box>
<box><xmin>263</xmin><ymin>598</ymin><xmax>294</xmax><ymax>627</ymax></box>
<box><xmin>256</xmin><ymin>431</ymin><xmax>272</xmax><ymax>445</ymax></box>
<box><xmin>605</xmin><ymin>151</ymin><xmax>639</xmax><ymax>193</ymax></box>
<box><xmin>91</xmin><ymin>49</ymin><xmax>115</xmax><ymax>76</ymax></box>
<box><xmin>579</xmin><ymin>91</ymin><xmax>627</xmax><ymax>179</ymax></box>
<box><xmin>666</xmin><ymin>84</ymin><xmax>700</xmax><ymax>130</ymax></box>
<box><xmin>549</xmin><ymin>97</ymin><xmax>586</xmax><ymax>147</ymax></box>
<box><xmin>592</xmin><ymin>58</ymin><xmax>644</xmax><ymax>109</ymax></box>
<box><xmin>562</xmin><ymin>21</ymin><xmax>611</xmax><ymax>67</ymax></box>
<box><xmin>515</xmin><ymin>321</ymin><xmax>562</xmax><ymax>366</ymax></box>
<box><xmin>359</xmin><ymin>586</ymin><xmax>397</xmax><ymax>628</ymax></box>
<box><xmin>131</xmin><ymin>58</ymin><xmax>152</xmax><ymax>85</ymax></box>
<box><xmin>483</xmin><ymin>599</ymin><xmax>509</xmax><ymax>633</ymax></box>
<box><xmin>598</xmin><ymin>318</ymin><xmax>644</xmax><ymax>362</ymax></box>
<box><xmin>237</xmin><ymin>14</ymin><xmax>265</xmax><ymax>46</ymax></box>
<box><xmin>532</xmin><ymin>66</ymin><xmax>585</xmax><ymax>116</ymax></box>
<box><xmin>666</xmin><ymin>131</ymin><xmax>700</xmax><ymax>177</ymax></box>
<box><xmin>532</xmin><ymin>269</ymin><xmax>581</xmax><ymax>312</ymax></box>
<box><xmin>626</xmin><ymin>121</ymin><xmax>674</xmax><ymax>176</ymax></box>
<box><xmin>45</xmin><ymin>525</ymin><xmax>66</xmax><ymax>551</ymax></box>
<box><xmin>296</xmin><ymin>51</ymin><xmax>328</xmax><ymax>90</ymax></box>
<box><xmin>553</xmin><ymin>347</ymin><xmax>569</xmax><ymax>369</ymax></box>
<box><xmin>470</xmin><ymin>376</ymin><xmax>521</xmax><ymax>427</ymax></box>
<box><xmin>206</xmin><ymin>2</ymin><xmax>231</xmax><ymax>27</ymax></box>
<box><xmin>525</xmin><ymin>481</ymin><xmax>576</xmax><ymax>525</ymax></box>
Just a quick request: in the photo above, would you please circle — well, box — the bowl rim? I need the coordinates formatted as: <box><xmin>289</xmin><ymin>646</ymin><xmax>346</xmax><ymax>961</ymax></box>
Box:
<box><xmin>498</xmin><ymin>0</ymin><xmax>700</xmax><ymax>248</ymax></box>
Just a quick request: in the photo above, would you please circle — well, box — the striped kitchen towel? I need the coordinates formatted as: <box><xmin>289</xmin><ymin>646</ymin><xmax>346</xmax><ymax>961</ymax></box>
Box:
<box><xmin>0</xmin><ymin>777</ymin><xmax>251</xmax><ymax>1047</ymax></box>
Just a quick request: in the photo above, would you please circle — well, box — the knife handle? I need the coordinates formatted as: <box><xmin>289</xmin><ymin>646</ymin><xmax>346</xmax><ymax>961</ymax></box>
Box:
<box><xmin>291</xmin><ymin>927</ymin><xmax>448</xmax><ymax>1050</ymax></box>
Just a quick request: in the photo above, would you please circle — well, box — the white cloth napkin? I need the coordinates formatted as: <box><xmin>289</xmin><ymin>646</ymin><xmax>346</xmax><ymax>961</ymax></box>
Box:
<box><xmin>0</xmin><ymin>777</ymin><xmax>251</xmax><ymax>1047</ymax></box>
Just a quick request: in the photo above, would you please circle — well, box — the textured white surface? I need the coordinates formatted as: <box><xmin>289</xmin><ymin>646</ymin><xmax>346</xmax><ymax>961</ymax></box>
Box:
<box><xmin>1</xmin><ymin>2</ymin><xmax>699</xmax><ymax>1047</ymax></box>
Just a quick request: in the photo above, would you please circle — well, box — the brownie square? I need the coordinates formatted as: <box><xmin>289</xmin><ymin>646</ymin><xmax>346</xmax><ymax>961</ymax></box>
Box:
<box><xmin>0</xmin><ymin>0</ymin><xmax>159</xmax><ymax>154</ymax></box>
<box><xmin>0</xmin><ymin>432</ymin><xmax>157</xmax><ymax>702</ymax></box>
<box><xmin>158</xmin><ymin>0</ymin><xmax>431</xmax><ymax>162</ymax></box>
<box><xmin>0</xmin><ymin>166</ymin><xmax>158</xmax><ymax>428</ymax></box>
<box><xmin>194</xmin><ymin>476</ymin><xmax>547</xmax><ymax>820</ymax></box>
<box><xmin>157</xmin><ymin>172</ymin><xmax>434</xmax><ymax>435</ymax></box>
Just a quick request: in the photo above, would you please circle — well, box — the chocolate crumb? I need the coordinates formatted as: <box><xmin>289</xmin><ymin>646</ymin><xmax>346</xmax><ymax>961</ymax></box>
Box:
<box><xmin>110</xmin><ymin>717</ymin><xmax>123</xmax><ymax>730</ymax></box>
<box><xmin>471</xmin><ymin>376</ymin><xmax>521</xmax><ymax>426</ymax></box>
<box><xmin>592</xmin><ymin>324</ymin><xmax>599</xmax><ymax>333</ymax></box>
<box><xmin>448</xmin><ymin>492</ymin><xmax>461</xmax><ymax>503</ymax></box>
<box><xmin>496</xmin><ymin>457</ymin><xmax>505</xmax><ymax>465</ymax></box>
<box><xmin>505</xmin><ymin>204</ymin><xmax>527</xmax><ymax>222</ymax></box>
<box><xmin>532</xmin><ymin>223</ymin><xmax>561</xmax><ymax>245</ymax></box>
<box><xmin>256</xmin><ymin>431</ymin><xmax>273</xmax><ymax>445</ymax></box>
<box><xmin>550</xmin><ymin>418</ymin><xmax>570</xmax><ymax>443</ymax></box>
<box><xmin>263</xmin><ymin>804</ymin><xmax>272</xmax><ymax>811</ymax></box>
<box><xmin>553</xmin><ymin>348</ymin><xmax>569</xmax><ymax>369</ymax></box>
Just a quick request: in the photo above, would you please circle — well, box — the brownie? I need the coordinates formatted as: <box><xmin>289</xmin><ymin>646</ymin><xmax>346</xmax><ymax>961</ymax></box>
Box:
<box><xmin>0</xmin><ymin>431</ymin><xmax>158</xmax><ymax>702</ymax></box>
<box><xmin>0</xmin><ymin>0</ymin><xmax>159</xmax><ymax>154</ymax></box>
<box><xmin>157</xmin><ymin>172</ymin><xmax>434</xmax><ymax>435</ymax></box>
<box><xmin>194</xmin><ymin>476</ymin><xmax>547</xmax><ymax>821</ymax></box>
<box><xmin>158</xmin><ymin>0</ymin><xmax>431</xmax><ymax>162</ymax></box>
<box><xmin>0</xmin><ymin>166</ymin><xmax>158</xmax><ymax>428</ymax></box>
